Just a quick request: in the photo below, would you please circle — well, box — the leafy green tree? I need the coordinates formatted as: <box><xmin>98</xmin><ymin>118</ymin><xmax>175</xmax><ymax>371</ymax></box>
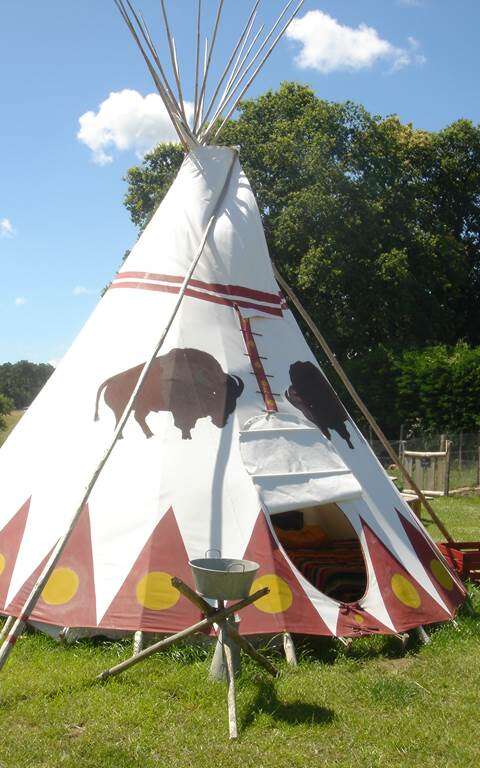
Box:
<box><xmin>395</xmin><ymin>343</ymin><xmax>480</xmax><ymax>434</ymax></box>
<box><xmin>0</xmin><ymin>393</ymin><xmax>12</xmax><ymax>432</ymax></box>
<box><xmin>124</xmin><ymin>84</ymin><xmax>480</xmax><ymax>433</ymax></box>
<box><xmin>0</xmin><ymin>361</ymin><xmax>54</xmax><ymax>410</ymax></box>
<box><xmin>124</xmin><ymin>84</ymin><xmax>480</xmax><ymax>360</ymax></box>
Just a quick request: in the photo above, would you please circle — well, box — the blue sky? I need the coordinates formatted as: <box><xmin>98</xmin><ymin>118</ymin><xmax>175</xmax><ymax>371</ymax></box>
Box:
<box><xmin>1</xmin><ymin>0</ymin><xmax>479</xmax><ymax>364</ymax></box>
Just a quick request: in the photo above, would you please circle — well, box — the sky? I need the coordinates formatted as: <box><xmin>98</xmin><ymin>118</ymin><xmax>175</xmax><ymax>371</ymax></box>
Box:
<box><xmin>1</xmin><ymin>0</ymin><xmax>479</xmax><ymax>365</ymax></box>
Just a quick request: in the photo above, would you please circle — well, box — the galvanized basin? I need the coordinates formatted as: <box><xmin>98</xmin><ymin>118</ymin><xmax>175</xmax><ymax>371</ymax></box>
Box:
<box><xmin>189</xmin><ymin>557</ymin><xmax>259</xmax><ymax>600</ymax></box>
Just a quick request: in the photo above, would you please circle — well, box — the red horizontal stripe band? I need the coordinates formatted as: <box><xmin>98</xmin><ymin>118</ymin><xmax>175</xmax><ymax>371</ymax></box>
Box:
<box><xmin>115</xmin><ymin>272</ymin><xmax>282</xmax><ymax>306</ymax></box>
<box><xmin>110</xmin><ymin>281</ymin><xmax>283</xmax><ymax>317</ymax></box>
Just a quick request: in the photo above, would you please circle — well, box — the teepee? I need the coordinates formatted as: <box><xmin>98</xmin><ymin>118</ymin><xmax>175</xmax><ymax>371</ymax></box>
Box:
<box><xmin>0</xmin><ymin>0</ymin><xmax>465</xmax><ymax>666</ymax></box>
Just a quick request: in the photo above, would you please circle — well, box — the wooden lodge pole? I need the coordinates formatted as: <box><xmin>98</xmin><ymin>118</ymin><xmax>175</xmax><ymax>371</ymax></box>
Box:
<box><xmin>0</xmin><ymin>617</ymin><xmax>14</xmax><ymax>645</ymax></box>
<box><xmin>222</xmin><ymin>621</ymin><xmax>238</xmax><ymax>739</ymax></box>
<box><xmin>273</xmin><ymin>264</ymin><xmax>455</xmax><ymax>544</ymax></box>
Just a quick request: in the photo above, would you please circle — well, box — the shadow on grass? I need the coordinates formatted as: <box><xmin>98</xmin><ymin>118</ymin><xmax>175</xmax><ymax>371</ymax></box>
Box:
<box><xmin>241</xmin><ymin>677</ymin><xmax>334</xmax><ymax>731</ymax></box>
<box><xmin>291</xmin><ymin>633</ymin><xmax>414</xmax><ymax>664</ymax></box>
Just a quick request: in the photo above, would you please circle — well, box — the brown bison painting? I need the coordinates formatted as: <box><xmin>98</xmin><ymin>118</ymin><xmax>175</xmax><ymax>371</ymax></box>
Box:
<box><xmin>285</xmin><ymin>360</ymin><xmax>354</xmax><ymax>449</ymax></box>
<box><xmin>94</xmin><ymin>348</ymin><xmax>244</xmax><ymax>440</ymax></box>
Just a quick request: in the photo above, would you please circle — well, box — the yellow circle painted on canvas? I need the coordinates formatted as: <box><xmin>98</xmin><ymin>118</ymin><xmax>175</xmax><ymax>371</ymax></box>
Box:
<box><xmin>250</xmin><ymin>574</ymin><xmax>293</xmax><ymax>614</ymax></box>
<box><xmin>136</xmin><ymin>572</ymin><xmax>180</xmax><ymax>611</ymax></box>
<box><xmin>391</xmin><ymin>573</ymin><xmax>421</xmax><ymax>609</ymax></box>
<box><xmin>42</xmin><ymin>567</ymin><xmax>79</xmax><ymax>606</ymax></box>
<box><xmin>430</xmin><ymin>559</ymin><xmax>454</xmax><ymax>591</ymax></box>
<box><xmin>354</xmin><ymin>613</ymin><xmax>364</xmax><ymax>625</ymax></box>
<box><xmin>0</xmin><ymin>554</ymin><xmax>6</xmax><ymax>577</ymax></box>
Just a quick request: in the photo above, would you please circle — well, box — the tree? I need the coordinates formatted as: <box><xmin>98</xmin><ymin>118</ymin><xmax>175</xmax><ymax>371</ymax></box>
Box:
<box><xmin>395</xmin><ymin>343</ymin><xmax>480</xmax><ymax>434</ymax></box>
<box><xmin>124</xmin><ymin>83</ymin><xmax>480</xmax><ymax>433</ymax></box>
<box><xmin>0</xmin><ymin>393</ymin><xmax>12</xmax><ymax>432</ymax></box>
<box><xmin>0</xmin><ymin>361</ymin><xmax>54</xmax><ymax>410</ymax></box>
<box><xmin>124</xmin><ymin>84</ymin><xmax>480</xmax><ymax>359</ymax></box>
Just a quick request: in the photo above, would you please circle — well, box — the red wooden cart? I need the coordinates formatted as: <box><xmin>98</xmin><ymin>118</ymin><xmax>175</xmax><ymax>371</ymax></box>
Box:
<box><xmin>438</xmin><ymin>542</ymin><xmax>480</xmax><ymax>584</ymax></box>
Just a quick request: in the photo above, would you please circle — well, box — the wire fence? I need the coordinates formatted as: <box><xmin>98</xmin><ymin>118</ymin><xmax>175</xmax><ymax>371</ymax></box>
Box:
<box><xmin>367</xmin><ymin>431</ymin><xmax>480</xmax><ymax>493</ymax></box>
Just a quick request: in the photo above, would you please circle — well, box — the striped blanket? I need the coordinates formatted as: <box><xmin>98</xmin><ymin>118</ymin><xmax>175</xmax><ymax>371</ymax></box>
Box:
<box><xmin>286</xmin><ymin>541</ymin><xmax>366</xmax><ymax>603</ymax></box>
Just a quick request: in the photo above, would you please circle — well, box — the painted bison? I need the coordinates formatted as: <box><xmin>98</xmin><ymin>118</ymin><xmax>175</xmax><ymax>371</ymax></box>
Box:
<box><xmin>94</xmin><ymin>347</ymin><xmax>244</xmax><ymax>440</ymax></box>
<box><xmin>285</xmin><ymin>360</ymin><xmax>354</xmax><ymax>449</ymax></box>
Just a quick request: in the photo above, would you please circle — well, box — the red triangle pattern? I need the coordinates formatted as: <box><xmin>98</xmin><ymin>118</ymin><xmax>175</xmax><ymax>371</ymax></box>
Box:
<box><xmin>361</xmin><ymin>517</ymin><xmax>452</xmax><ymax>632</ymax></box>
<box><xmin>239</xmin><ymin>511</ymin><xmax>332</xmax><ymax>636</ymax></box>
<box><xmin>396</xmin><ymin>509</ymin><xmax>466</xmax><ymax>613</ymax></box>
<box><xmin>100</xmin><ymin>507</ymin><xmax>201</xmax><ymax>633</ymax></box>
<box><xmin>0</xmin><ymin>499</ymin><xmax>31</xmax><ymax>612</ymax></box>
<box><xmin>7</xmin><ymin>505</ymin><xmax>97</xmax><ymax>628</ymax></box>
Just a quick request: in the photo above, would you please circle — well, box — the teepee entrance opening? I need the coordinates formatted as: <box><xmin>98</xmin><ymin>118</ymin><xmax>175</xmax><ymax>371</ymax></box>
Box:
<box><xmin>271</xmin><ymin>504</ymin><xmax>368</xmax><ymax>604</ymax></box>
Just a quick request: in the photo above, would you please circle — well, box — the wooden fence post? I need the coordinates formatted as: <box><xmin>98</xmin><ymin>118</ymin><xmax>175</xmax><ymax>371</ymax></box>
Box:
<box><xmin>398</xmin><ymin>424</ymin><xmax>404</xmax><ymax>458</ymax></box>
<box><xmin>444</xmin><ymin>440</ymin><xmax>452</xmax><ymax>497</ymax></box>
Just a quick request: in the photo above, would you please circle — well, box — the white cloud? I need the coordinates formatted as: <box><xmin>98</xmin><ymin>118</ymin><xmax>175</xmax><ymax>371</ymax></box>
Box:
<box><xmin>1</xmin><ymin>218</ymin><xmax>14</xmax><ymax>238</ymax></box>
<box><xmin>72</xmin><ymin>285</ymin><xmax>96</xmax><ymax>296</ymax></box>
<box><xmin>286</xmin><ymin>10</ymin><xmax>425</xmax><ymax>74</ymax></box>
<box><xmin>398</xmin><ymin>0</ymin><xmax>424</xmax><ymax>6</ymax></box>
<box><xmin>77</xmin><ymin>89</ymin><xmax>194</xmax><ymax>165</ymax></box>
<box><xmin>14</xmin><ymin>297</ymin><xmax>27</xmax><ymax>306</ymax></box>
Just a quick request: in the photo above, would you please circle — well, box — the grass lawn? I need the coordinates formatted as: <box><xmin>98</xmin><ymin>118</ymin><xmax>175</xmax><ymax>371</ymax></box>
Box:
<box><xmin>0</xmin><ymin>411</ymin><xmax>479</xmax><ymax>766</ymax></box>
<box><xmin>0</xmin><ymin>410</ymin><xmax>23</xmax><ymax>447</ymax></box>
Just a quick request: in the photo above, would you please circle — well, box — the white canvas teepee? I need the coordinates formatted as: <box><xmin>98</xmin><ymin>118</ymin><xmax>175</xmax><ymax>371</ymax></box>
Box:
<box><xmin>0</xmin><ymin>1</ymin><xmax>465</xmax><ymax>658</ymax></box>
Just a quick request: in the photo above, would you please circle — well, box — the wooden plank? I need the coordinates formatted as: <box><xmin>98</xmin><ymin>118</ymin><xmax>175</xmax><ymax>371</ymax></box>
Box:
<box><xmin>403</xmin><ymin>451</ymin><xmax>447</xmax><ymax>458</ymax></box>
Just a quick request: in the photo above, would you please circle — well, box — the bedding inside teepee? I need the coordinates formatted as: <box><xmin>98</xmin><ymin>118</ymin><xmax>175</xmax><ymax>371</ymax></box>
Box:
<box><xmin>271</xmin><ymin>504</ymin><xmax>367</xmax><ymax>604</ymax></box>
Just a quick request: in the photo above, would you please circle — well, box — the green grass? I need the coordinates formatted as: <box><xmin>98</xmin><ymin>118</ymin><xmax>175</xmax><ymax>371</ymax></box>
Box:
<box><xmin>423</xmin><ymin>495</ymin><xmax>480</xmax><ymax>542</ymax></box>
<box><xmin>0</xmin><ymin>410</ymin><xmax>23</xmax><ymax>447</ymax></box>
<box><xmin>0</xmin><ymin>496</ymin><xmax>479</xmax><ymax>767</ymax></box>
